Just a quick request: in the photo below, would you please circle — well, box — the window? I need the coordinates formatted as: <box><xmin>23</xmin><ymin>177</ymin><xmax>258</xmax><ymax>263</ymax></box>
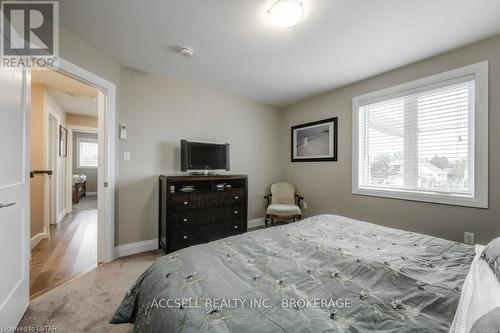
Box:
<box><xmin>77</xmin><ymin>138</ymin><xmax>98</xmax><ymax>169</ymax></box>
<box><xmin>352</xmin><ymin>62</ymin><xmax>488</xmax><ymax>208</ymax></box>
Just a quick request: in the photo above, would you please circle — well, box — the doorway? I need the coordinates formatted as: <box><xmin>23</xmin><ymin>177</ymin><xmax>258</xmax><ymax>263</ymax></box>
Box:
<box><xmin>0</xmin><ymin>59</ymin><xmax>115</xmax><ymax>325</ymax></box>
<box><xmin>29</xmin><ymin>70</ymin><xmax>101</xmax><ymax>299</ymax></box>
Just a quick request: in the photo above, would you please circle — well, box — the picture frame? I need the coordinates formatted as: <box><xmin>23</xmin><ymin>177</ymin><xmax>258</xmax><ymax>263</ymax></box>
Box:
<box><xmin>291</xmin><ymin>117</ymin><xmax>338</xmax><ymax>162</ymax></box>
<box><xmin>59</xmin><ymin>125</ymin><xmax>67</xmax><ymax>157</ymax></box>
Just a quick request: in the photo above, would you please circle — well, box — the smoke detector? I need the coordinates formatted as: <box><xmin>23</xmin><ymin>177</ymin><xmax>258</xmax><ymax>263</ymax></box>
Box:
<box><xmin>178</xmin><ymin>47</ymin><xmax>194</xmax><ymax>57</ymax></box>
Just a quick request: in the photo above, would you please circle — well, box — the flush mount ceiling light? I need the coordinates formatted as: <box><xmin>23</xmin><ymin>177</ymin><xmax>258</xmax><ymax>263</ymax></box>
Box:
<box><xmin>268</xmin><ymin>0</ymin><xmax>304</xmax><ymax>28</ymax></box>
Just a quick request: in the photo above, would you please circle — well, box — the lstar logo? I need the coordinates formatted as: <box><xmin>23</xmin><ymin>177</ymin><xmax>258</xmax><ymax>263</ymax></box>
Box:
<box><xmin>1</xmin><ymin>1</ymin><xmax>59</xmax><ymax>69</ymax></box>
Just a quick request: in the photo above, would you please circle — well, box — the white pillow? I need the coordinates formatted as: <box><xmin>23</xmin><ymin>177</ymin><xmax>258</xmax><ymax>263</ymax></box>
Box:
<box><xmin>469</xmin><ymin>306</ymin><xmax>500</xmax><ymax>333</ymax></box>
<box><xmin>449</xmin><ymin>245</ymin><xmax>500</xmax><ymax>333</ymax></box>
<box><xmin>482</xmin><ymin>237</ymin><xmax>500</xmax><ymax>281</ymax></box>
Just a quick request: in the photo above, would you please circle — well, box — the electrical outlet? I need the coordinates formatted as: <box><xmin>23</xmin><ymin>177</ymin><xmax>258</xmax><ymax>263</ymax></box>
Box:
<box><xmin>302</xmin><ymin>201</ymin><xmax>308</xmax><ymax>210</ymax></box>
<box><xmin>123</xmin><ymin>151</ymin><xmax>131</xmax><ymax>161</ymax></box>
<box><xmin>464</xmin><ymin>232</ymin><xmax>475</xmax><ymax>244</ymax></box>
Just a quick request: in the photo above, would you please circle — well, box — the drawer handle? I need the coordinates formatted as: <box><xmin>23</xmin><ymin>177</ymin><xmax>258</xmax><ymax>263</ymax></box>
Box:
<box><xmin>234</xmin><ymin>225</ymin><xmax>239</xmax><ymax>229</ymax></box>
<box><xmin>183</xmin><ymin>235</ymin><xmax>188</xmax><ymax>240</ymax></box>
<box><xmin>183</xmin><ymin>218</ymin><xmax>188</xmax><ymax>222</ymax></box>
<box><xmin>234</xmin><ymin>196</ymin><xmax>239</xmax><ymax>200</ymax></box>
<box><xmin>183</xmin><ymin>201</ymin><xmax>189</xmax><ymax>205</ymax></box>
<box><xmin>234</xmin><ymin>210</ymin><xmax>238</xmax><ymax>214</ymax></box>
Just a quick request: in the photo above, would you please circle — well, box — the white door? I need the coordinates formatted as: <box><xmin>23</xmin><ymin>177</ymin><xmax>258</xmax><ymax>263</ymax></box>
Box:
<box><xmin>0</xmin><ymin>69</ymin><xmax>30</xmax><ymax>327</ymax></box>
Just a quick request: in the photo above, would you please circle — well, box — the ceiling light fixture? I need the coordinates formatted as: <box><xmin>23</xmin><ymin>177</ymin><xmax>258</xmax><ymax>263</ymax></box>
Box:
<box><xmin>268</xmin><ymin>0</ymin><xmax>304</xmax><ymax>29</ymax></box>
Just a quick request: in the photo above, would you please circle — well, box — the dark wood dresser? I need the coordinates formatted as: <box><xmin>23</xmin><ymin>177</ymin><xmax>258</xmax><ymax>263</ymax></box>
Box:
<box><xmin>159</xmin><ymin>174</ymin><xmax>248</xmax><ymax>253</ymax></box>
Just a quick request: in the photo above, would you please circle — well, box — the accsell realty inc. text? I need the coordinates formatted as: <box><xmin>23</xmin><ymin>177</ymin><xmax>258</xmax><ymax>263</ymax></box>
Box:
<box><xmin>151</xmin><ymin>298</ymin><xmax>352</xmax><ymax>310</ymax></box>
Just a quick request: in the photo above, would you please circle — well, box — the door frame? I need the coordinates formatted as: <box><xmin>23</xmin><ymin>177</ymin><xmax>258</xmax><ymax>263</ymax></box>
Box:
<box><xmin>33</xmin><ymin>58</ymin><xmax>117</xmax><ymax>263</ymax></box>
<box><xmin>47</xmin><ymin>113</ymin><xmax>58</xmax><ymax>226</ymax></box>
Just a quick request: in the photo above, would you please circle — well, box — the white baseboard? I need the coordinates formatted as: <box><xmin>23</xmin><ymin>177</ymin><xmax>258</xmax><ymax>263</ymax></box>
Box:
<box><xmin>86</xmin><ymin>192</ymin><xmax>97</xmax><ymax>196</ymax></box>
<box><xmin>248</xmin><ymin>217</ymin><xmax>265</xmax><ymax>229</ymax></box>
<box><xmin>56</xmin><ymin>208</ymin><xmax>68</xmax><ymax>224</ymax></box>
<box><xmin>114</xmin><ymin>219</ymin><xmax>266</xmax><ymax>259</ymax></box>
<box><xmin>30</xmin><ymin>232</ymin><xmax>49</xmax><ymax>250</ymax></box>
<box><xmin>114</xmin><ymin>239</ymin><xmax>158</xmax><ymax>258</ymax></box>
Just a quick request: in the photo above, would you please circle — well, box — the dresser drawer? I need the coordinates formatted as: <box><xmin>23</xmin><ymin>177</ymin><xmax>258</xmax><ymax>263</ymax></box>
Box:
<box><xmin>217</xmin><ymin>189</ymin><xmax>246</xmax><ymax>206</ymax></box>
<box><xmin>167</xmin><ymin>230</ymin><xmax>199</xmax><ymax>251</ymax></box>
<box><xmin>220</xmin><ymin>205</ymin><xmax>245</xmax><ymax>221</ymax></box>
<box><xmin>170</xmin><ymin>193</ymin><xmax>217</xmax><ymax>210</ymax></box>
<box><xmin>169</xmin><ymin>228</ymin><xmax>204</xmax><ymax>250</ymax></box>
<box><xmin>169</xmin><ymin>220</ymin><xmax>246</xmax><ymax>250</ymax></box>
<box><xmin>223</xmin><ymin>219</ymin><xmax>246</xmax><ymax>235</ymax></box>
<box><xmin>169</xmin><ymin>209</ymin><xmax>218</xmax><ymax>229</ymax></box>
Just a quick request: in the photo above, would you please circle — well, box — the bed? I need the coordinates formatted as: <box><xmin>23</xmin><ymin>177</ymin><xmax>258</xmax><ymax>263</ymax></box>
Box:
<box><xmin>111</xmin><ymin>214</ymin><xmax>476</xmax><ymax>332</ymax></box>
<box><xmin>72</xmin><ymin>174</ymin><xmax>87</xmax><ymax>204</ymax></box>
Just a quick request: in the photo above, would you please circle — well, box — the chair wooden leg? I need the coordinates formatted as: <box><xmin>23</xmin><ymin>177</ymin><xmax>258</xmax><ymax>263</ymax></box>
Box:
<box><xmin>265</xmin><ymin>215</ymin><xmax>269</xmax><ymax>228</ymax></box>
<box><xmin>270</xmin><ymin>217</ymin><xmax>274</xmax><ymax>227</ymax></box>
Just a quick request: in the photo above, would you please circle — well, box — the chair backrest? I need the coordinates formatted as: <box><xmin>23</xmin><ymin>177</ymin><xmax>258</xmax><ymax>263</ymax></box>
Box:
<box><xmin>270</xmin><ymin>182</ymin><xmax>296</xmax><ymax>205</ymax></box>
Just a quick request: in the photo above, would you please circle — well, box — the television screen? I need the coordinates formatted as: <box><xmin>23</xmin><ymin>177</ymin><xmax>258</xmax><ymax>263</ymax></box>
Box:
<box><xmin>181</xmin><ymin>140</ymin><xmax>230</xmax><ymax>171</ymax></box>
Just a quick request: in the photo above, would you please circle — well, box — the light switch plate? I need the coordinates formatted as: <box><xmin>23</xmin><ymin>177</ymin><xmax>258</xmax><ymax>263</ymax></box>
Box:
<box><xmin>464</xmin><ymin>232</ymin><xmax>474</xmax><ymax>244</ymax></box>
<box><xmin>123</xmin><ymin>151</ymin><xmax>131</xmax><ymax>161</ymax></box>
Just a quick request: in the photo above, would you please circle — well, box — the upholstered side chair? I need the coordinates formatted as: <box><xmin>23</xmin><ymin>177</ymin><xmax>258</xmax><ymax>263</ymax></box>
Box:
<box><xmin>264</xmin><ymin>182</ymin><xmax>304</xmax><ymax>227</ymax></box>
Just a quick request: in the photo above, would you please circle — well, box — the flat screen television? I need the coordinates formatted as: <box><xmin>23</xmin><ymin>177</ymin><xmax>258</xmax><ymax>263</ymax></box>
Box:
<box><xmin>181</xmin><ymin>140</ymin><xmax>230</xmax><ymax>172</ymax></box>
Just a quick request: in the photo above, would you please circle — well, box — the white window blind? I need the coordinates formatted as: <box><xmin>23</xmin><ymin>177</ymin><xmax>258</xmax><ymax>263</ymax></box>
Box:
<box><xmin>77</xmin><ymin>139</ymin><xmax>98</xmax><ymax>168</ymax></box>
<box><xmin>352</xmin><ymin>62</ymin><xmax>488</xmax><ymax>208</ymax></box>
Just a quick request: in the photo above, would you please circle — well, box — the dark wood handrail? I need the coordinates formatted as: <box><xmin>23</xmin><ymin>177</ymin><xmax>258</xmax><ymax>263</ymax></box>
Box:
<box><xmin>30</xmin><ymin>170</ymin><xmax>53</xmax><ymax>178</ymax></box>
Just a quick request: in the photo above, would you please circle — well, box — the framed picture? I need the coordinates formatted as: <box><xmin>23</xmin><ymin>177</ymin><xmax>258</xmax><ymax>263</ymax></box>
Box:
<box><xmin>291</xmin><ymin>117</ymin><xmax>338</xmax><ymax>162</ymax></box>
<box><xmin>59</xmin><ymin>125</ymin><xmax>67</xmax><ymax>157</ymax></box>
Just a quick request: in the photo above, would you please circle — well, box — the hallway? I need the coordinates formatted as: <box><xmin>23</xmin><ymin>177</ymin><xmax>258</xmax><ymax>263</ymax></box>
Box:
<box><xmin>30</xmin><ymin>197</ymin><xmax>97</xmax><ymax>300</ymax></box>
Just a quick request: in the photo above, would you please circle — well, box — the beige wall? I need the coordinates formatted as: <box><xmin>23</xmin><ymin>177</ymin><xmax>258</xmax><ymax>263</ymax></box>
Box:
<box><xmin>46</xmin><ymin>92</ymin><xmax>67</xmax><ymax>219</ymax></box>
<box><xmin>280</xmin><ymin>35</ymin><xmax>500</xmax><ymax>245</ymax></box>
<box><xmin>30</xmin><ymin>84</ymin><xmax>46</xmax><ymax>237</ymax></box>
<box><xmin>60</xmin><ymin>29</ymin><xmax>121</xmax><ymax>86</ymax></box>
<box><xmin>117</xmin><ymin>68</ymin><xmax>282</xmax><ymax>245</ymax></box>
<box><xmin>66</xmin><ymin>114</ymin><xmax>98</xmax><ymax>128</ymax></box>
<box><xmin>30</xmin><ymin>84</ymin><xmax>68</xmax><ymax>239</ymax></box>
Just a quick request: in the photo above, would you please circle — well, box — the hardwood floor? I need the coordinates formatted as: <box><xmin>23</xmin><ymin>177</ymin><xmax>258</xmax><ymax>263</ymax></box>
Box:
<box><xmin>30</xmin><ymin>196</ymin><xmax>97</xmax><ymax>300</ymax></box>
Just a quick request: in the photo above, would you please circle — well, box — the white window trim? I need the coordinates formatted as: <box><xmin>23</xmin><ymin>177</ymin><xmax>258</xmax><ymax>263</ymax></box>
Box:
<box><xmin>76</xmin><ymin>137</ymin><xmax>98</xmax><ymax>169</ymax></box>
<box><xmin>352</xmin><ymin>61</ymin><xmax>488</xmax><ymax>208</ymax></box>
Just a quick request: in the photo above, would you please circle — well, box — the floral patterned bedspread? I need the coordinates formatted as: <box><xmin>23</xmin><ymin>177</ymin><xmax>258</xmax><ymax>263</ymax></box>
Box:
<box><xmin>111</xmin><ymin>214</ymin><xmax>475</xmax><ymax>333</ymax></box>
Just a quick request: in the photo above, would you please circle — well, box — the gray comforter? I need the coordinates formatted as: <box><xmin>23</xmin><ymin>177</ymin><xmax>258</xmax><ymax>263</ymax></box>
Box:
<box><xmin>111</xmin><ymin>214</ymin><xmax>475</xmax><ymax>332</ymax></box>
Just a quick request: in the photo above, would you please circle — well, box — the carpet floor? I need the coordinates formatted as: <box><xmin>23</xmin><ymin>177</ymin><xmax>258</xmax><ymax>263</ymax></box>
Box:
<box><xmin>20</xmin><ymin>250</ymin><xmax>163</xmax><ymax>333</ymax></box>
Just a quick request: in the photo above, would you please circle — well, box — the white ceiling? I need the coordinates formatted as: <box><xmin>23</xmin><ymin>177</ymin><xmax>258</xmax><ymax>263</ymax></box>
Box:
<box><xmin>60</xmin><ymin>0</ymin><xmax>500</xmax><ymax>107</ymax></box>
<box><xmin>32</xmin><ymin>70</ymin><xmax>98</xmax><ymax>116</ymax></box>
<box><xmin>32</xmin><ymin>70</ymin><xmax>98</xmax><ymax>98</ymax></box>
<box><xmin>48</xmin><ymin>88</ymin><xmax>98</xmax><ymax>117</ymax></box>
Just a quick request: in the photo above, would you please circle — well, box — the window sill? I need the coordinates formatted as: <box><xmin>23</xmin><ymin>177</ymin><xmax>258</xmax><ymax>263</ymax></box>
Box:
<box><xmin>352</xmin><ymin>186</ymin><xmax>487</xmax><ymax>208</ymax></box>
